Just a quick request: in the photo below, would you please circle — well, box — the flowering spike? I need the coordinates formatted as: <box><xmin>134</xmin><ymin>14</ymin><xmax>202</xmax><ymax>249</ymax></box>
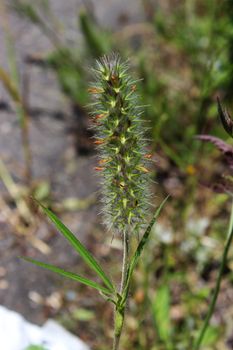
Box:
<box><xmin>89</xmin><ymin>54</ymin><xmax>151</xmax><ymax>234</ymax></box>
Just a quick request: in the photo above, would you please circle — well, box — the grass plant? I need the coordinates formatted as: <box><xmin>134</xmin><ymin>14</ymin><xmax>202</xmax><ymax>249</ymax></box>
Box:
<box><xmin>20</xmin><ymin>53</ymin><xmax>233</xmax><ymax>349</ymax></box>
<box><xmin>21</xmin><ymin>54</ymin><xmax>167</xmax><ymax>350</ymax></box>
<box><xmin>2</xmin><ymin>0</ymin><xmax>233</xmax><ymax>347</ymax></box>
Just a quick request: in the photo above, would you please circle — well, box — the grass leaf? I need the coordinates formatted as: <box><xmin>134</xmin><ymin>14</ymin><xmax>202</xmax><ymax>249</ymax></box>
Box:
<box><xmin>21</xmin><ymin>257</ymin><xmax>113</xmax><ymax>295</ymax></box>
<box><xmin>122</xmin><ymin>196</ymin><xmax>169</xmax><ymax>303</ymax></box>
<box><xmin>35</xmin><ymin>200</ymin><xmax>115</xmax><ymax>293</ymax></box>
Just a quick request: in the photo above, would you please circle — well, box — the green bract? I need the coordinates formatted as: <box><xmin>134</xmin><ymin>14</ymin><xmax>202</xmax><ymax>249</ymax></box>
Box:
<box><xmin>90</xmin><ymin>54</ymin><xmax>151</xmax><ymax>234</ymax></box>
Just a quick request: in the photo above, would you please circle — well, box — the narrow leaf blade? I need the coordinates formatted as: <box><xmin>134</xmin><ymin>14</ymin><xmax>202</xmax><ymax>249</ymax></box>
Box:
<box><xmin>36</xmin><ymin>200</ymin><xmax>115</xmax><ymax>293</ymax></box>
<box><xmin>21</xmin><ymin>257</ymin><xmax>112</xmax><ymax>295</ymax></box>
<box><xmin>122</xmin><ymin>196</ymin><xmax>169</xmax><ymax>301</ymax></box>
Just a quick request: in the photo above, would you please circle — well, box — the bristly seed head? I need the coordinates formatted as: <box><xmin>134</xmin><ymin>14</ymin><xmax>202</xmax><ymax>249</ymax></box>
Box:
<box><xmin>89</xmin><ymin>53</ymin><xmax>151</xmax><ymax>234</ymax></box>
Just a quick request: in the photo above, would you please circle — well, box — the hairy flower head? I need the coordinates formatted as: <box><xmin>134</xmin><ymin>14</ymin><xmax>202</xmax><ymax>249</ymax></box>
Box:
<box><xmin>89</xmin><ymin>54</ymin><xmax>151</xmax><ymax>234</ymax></box>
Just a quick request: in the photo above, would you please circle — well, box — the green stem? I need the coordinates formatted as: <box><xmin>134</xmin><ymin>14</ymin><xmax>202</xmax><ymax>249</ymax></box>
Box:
<box><xmin>193</xmin><ymin>199</ymin><xmax>233</xmax><ymax>350</ymax></box>
<box><xmin>120</xmin><ymin>231</ymin><xmax>129</xmax><ymax>294</ymax></box>
<box><xmin>113</xmin><ymin>231</ymin><xmax>129</xmax><ymax>350</ymax></box>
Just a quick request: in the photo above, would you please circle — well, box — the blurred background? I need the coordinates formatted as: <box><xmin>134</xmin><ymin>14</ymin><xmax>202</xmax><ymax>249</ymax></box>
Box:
<box><xmin>0</xmin><ymin>0</ymin><xmax>233</xmax><ymax>349</ymax></box>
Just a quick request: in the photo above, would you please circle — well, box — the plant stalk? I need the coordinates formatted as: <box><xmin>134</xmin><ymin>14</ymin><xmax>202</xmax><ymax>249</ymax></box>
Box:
<box><xmin>120</xmin><ymin>231</ymin><xmax>129</xmax><ymax>294</ymax></box>
<box><xmin>21</xmin><ymin>72</ymin><xmax>32</xmax><ymax>185</ymax></box>
<box><xmin>193</xmin><ymin>199</ymin><xmax>233</xmax><ymax>350</ymax></box>
<box><xmin>113</xmin><ymin>231</ymin><xmax>129</xmax><ymax>350</ymax></box>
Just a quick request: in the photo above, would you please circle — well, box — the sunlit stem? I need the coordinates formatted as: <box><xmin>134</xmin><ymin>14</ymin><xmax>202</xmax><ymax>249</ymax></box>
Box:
<box><xmin>113</xmin><ymin>230</ymin><xmax>129</xmax><ymax>350</ymax></box>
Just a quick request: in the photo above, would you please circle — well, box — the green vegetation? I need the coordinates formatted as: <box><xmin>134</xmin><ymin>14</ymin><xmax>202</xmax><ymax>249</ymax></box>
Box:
<box><xmin>0</xmin><ymin>1</ymin><xmax>233</xmax><ymax>349</ymax></box>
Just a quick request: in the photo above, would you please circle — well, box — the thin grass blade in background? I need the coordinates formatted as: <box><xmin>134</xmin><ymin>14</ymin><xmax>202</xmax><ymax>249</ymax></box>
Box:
<box><xmin>0</xmin><ymin>67</ymin><xmax>20</xmax><ymax>103</ymax></box>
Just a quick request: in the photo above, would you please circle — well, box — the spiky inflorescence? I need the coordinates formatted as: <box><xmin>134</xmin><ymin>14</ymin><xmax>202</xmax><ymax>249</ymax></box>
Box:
<box><xmin>89</xmin><ymin>54</ymin><xmax>151</xmax><ymax>234</ymax></box>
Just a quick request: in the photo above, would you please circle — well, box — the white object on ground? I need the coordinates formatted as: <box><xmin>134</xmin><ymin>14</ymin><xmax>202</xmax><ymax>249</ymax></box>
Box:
<box><xmin>0</xmin><ymin>305</ymin><xmax>89</xmax><ymax>350</ymax></box>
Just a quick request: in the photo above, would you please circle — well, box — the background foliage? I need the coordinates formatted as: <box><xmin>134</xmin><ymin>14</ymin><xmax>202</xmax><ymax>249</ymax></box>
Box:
<box><xmin>0</xmin><ymin>0</ymin><xmax>233</xmax><ymax>349</ymax></box>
